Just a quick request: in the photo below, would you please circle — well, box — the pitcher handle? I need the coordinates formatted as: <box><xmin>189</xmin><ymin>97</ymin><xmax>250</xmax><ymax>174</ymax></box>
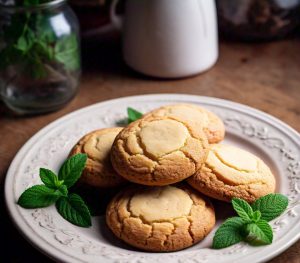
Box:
<box><xmin>110</xmin><ymin>0</ymin><xmax>123</xmax><ymax>30</ymax></box>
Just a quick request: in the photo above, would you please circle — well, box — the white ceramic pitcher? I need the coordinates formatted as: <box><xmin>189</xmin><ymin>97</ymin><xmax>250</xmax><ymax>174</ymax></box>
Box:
<box><xmin>110</xmin><ymin>0</ymin><xmax>218</xmax><ymax>78</ymax></box>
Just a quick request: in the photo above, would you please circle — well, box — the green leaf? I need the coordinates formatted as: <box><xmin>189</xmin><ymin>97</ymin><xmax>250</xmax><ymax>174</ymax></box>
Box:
<box><xmin>245</xmin><ymin>220</ymin><xmax>273</xmax><ymax>246</ymax></box>
<box><xmin>127</xmin><ymin>107</ymin><xmax>143</xmax><ymax>123</ymax></box>
<box><xmin>57</xmin><ymin>184</ymin><xmax>68</xmax><ymax>197</ymax></box>
<box><xmin>212</xmin><ymin>217</ymin><xmax>245</xmax><ymax>249</ymax></box>
<box><xmin>15</xmin><ymin>28</ymin><xmax>35</xmax><ymax>53</ymax></box>
<box><xmin>15</xmin><ymin>36</ymin><xmax>29</xmax><ymax>52</ymax></box>
<box><xmin>56</xmin><ymin>194</ymin><xmax>91</xmax><ymax>227</ymax></box>
<box><xmin>34</xmin><ymin>40</ymin><xmax>53</xmax><ymax>61</ymax></box>
<box><xmin>17</xmin><ymin>185</ymin><xmax>63</xmax><ymax>208</ymax></box>
<box><xmin>251</xmin><ymin>194</ymin><xmax>288</xmax><ymax>222</ymax></box>
<box><xmin>54</xmin><ymin>34</ymin><xmax>80</xmax><ymax>71</ymax></box>
<box><xmin>39</xmin><ymin>168</ymin><xmax>59</xmax><ymax>188</ymax></box>
<box><xmin>36</xmin><ymin>15</ymin><xmax>57</xmax><ymax>44</ymax></box>
<box><xmin>232</xmin><ymin>198</ymin><xmax>253</xmax><ymax>222</ymax></box>
<box><xmin>58</xmin><ymin>153</ymin><xmax>87</xmax><ymax>188</ymax></box>
<box><xmin>251</xmin><ymin>210</ymin><xmax>261</xmax><ymax>223</ymax></box>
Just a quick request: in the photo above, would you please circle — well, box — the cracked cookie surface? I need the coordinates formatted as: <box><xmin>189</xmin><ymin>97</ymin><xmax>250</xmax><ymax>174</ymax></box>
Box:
<box><xmin>143</xmin><ymin>104</ymin><xmax>225</xmax><ymax>143</ymax></box>
<box><xmin>187</xmin><ymin>144</ymin><xmax>276</xmax><ymax>203</ymax></box>
<box><xmin>106</xmin><ymin>185</ymin><xmax>215</xmax><ymax>252</ymax></box>
<box><xmin>110</xmin><ymin>116</ymin><xmax>209</xmax><ymax>186</ymax></box>
<box><xmin>70</xmin><ymin>128</ymin><xmax>125</xmax><ymax>188</ymax></box>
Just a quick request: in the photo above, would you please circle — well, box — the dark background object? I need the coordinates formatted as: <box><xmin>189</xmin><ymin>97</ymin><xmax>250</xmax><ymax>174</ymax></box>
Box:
<box><xmin>70</xmin><ymin>0</ymin><xmax>111</xmax><ymax>32</ymax></box>
<box><xmin>217</xmin><ymin>0</ymin><xmax>300</xmax><ymax>41</ymax></box>
<box><xmin>69</xmin><ymin>0</ymin><xmax>125</xmax><ymax>34</ymax></box>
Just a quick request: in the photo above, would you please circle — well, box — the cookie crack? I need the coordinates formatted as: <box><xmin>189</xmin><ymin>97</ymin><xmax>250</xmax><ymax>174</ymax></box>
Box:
<box><xmin>135</xmin><ymin>133</ymin><xmax>160</xmax><ymax>162</ymax></box>
<box><xmin>136</xmin><ymin>116</ymin><xmax>201</xmax><ymax>161</ymax></box>
<box><xmin>177</xmin><ymin>145</ymin><xmax>198</xmax><ymax>168</ymax></box>
<box><xmin>123</xmin><ymin>132</ymin><xmax>159</xmax><ymax>168</ymax></box>
<box><xmin>203</xmin><ymin>165</ymin><xmax>269</xmax><ymax>189</ymax></box>
<box><xmin>135</xmin><ymin>132</ymin><xmax>191</xmax><ymax>163</ymax></box>
<box><xmin>163</xmin><ymin>223</ymin><xmax>177</xmax><ymax>247</ymax></box>
<box><xmin>129</xmin><ymin>134</ymin><xmax>195</xmax><ymax>181</ymax></box>
<box><xmin>212</xmin><ymin>150</ymin><xmax>258</xmax><ymax>173</ymax></box>
<box><xmin>187</xmin><ymin>218</ymin><xmax>195</xmax><ymax>243</ymax></box>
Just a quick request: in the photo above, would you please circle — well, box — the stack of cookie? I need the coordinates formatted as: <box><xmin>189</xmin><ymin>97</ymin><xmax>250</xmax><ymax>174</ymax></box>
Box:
<box><xmin>70</xmin><ymin>104</ymin><xmax>276</xmax><ymax>252</ymax></box>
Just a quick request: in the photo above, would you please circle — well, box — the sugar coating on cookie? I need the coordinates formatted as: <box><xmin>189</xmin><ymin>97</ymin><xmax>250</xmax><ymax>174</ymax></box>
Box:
<box><xmin>106</xmin><ymin>185</ymin><xmax>215</xmax><ymax>252</ymax></box>
<box><xmin>111</xmin><ymin>116</ymin><xmax>209</xmax><ymax>186</ymax></box>
<box><xmin>187</xmin><ymin>144</ymin><xmax>276</xmax><ymax>203</ymax></box>
<box><xmin>143</xmin><ymin>104</ymin><xmax>225</xmax><ymax>143</ymax></box>
<box><xmin>70</xmin><ymin>128</ymin><xmax>125</xmax><ymax>188</ymax></box>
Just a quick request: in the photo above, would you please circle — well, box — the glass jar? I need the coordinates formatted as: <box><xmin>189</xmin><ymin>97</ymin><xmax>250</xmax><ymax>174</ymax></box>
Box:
<box><xmin>0</xmin><ymin>0</ymin><xmax>81</xmax><ymax>115</ymax></box>
<box><xmin>216</xmin><ymin>0</ymin><xmax>300</xmax><ymax>41</ymax></box>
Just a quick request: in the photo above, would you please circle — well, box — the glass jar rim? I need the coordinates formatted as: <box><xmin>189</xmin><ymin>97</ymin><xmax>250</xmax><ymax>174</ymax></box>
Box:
<box><xmin>0</xmin><ymin>0</ymin><xmax>66</xmax><ymax>12</ymax></box>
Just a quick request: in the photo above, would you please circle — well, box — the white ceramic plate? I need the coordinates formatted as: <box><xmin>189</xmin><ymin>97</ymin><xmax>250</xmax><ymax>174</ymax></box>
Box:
<box><xmin>5</xmin><ymin>94</ymin><xmax>300</xmax><ymax>263</ymax></box>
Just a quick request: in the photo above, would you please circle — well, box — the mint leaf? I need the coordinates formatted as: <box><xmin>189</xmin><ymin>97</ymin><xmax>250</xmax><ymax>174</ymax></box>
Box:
<box><xmin>251</xmin><ymin>210</ymin><xmax>261</xmax><ymax>223</ymax></box>
<box><xmin>56</xmin><ymin>194</ymin><xmax>91</xmax><ymax>227</ymax></box>
<box><xmin>15</xmin><ymin>28</ymin><xmax>35</xmax><ymax>53</ymax></box>
<box><xmin>251</xmin><ymin>194</ymin><xmax>288</xmax><ymax>221</ymax></box>
<box><xmin>15</xmin><ymin>36</ymin><xmax>30</xmax><ymax>52</ymax></box>
<box><xmin>57</xmin><ymin>184</ymin><xmax>68</xmax><ymax>197</ymax></box>
<box><xmin>36</xmin><ymin>14</ymin><xmax>57</xmax><ymax>44</ymax></box>
<box><xmin>39</xmin><ymin>168</ymin><xmax>59</xmax><ymax>189</ymax></box>
<box><xmin>245</xmin><ymin>220</ymin><xmax>273</xmax><ymax>246</ymax></box>
<box><xmin>17</xmin><ymin>185</ymin><xmax>63</xmax><ymax>208</ymax></box>
<box><xmin>54</xmin><ymin>34</ymin><xmax>80</xmax><ymax>71</ymax></box>
<box><xmin>212</xmin><ymin>217</ymin><xmax>245</xmax><ymax>249</ymax></box>
<box><xmin>127</xmin><ymin>107</ymin><xmax>143</xmax><ymax>123</ymax></box>
<box><xmin>58</xmin><ymin>153</ymin><xmax>87</xmax><ymax>188</ymax></box>
<box><xmin>232</xmin><ymin>198</ymin><xmax>253</xmax><ymax>222</ymax></box>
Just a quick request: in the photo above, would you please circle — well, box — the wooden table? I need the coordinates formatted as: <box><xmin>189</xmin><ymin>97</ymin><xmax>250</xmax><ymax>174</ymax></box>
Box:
<box><xmin>1</xmin><ymin>36</ymin><xmax>299</xmax><ymax>262</ymax></box>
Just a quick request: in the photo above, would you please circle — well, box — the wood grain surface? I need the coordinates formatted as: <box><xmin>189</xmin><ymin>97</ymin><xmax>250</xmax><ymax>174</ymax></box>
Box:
<box><xmin>1</xmin><ymin>36</ymin><xmax>299</xmax><ymax>262</ymax></box>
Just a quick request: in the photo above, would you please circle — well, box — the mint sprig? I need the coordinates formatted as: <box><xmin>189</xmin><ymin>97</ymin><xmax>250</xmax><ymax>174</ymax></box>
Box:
<box><xmin>17</xmin><ymin>153</ymin><xmax>91</xmax><ymax>228</ymax></box>
<box><xmin>127</xmin><ymin>107</ymin><xmax>143</xmax><ymax>123</ymax></box>
<box><xmin>213</xmin><ymin>194</ymin><xmax>288</xmax><ymax>249</ymax></box>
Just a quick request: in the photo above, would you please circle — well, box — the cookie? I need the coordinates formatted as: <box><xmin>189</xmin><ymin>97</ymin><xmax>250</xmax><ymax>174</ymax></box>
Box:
<box><xmin>187</xmin><ymin>144</ymin><xmax>276</xmax><ymax>203</ymax></box>
<box><xmin>106</xmin><ymin>185</ymin><xmax>215</xmax><ymax>252</ymax></box>
<box><xmin>70</xmin><ymin>128</ymin><xmax>125</xmax><ymax>188</ymax></box>
<box><xmin>143</xmin><ymin>104</ymin><xmax>225</xmax><ymax>143</ymax></box>
<box><xmin>111</xmin><ymin>116</ymin><xmax>209</xmax><ymax>186</ymax></box>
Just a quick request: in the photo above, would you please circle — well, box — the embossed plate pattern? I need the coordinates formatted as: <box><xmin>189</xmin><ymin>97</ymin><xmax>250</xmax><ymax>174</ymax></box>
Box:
<box><xmin>5</xmin><ymin>94</ymin><xmax>300</xmax><ymax>263</ymax></box>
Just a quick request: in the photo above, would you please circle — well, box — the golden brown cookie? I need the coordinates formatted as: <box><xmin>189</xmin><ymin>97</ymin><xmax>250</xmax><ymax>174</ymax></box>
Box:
<box><xmin>111</xmin><ymin>116</ymin><xmax>209</xmax><ymax>186</ymax></box>
<box><xmin>143</xmin><ymin>104</ymin><xmax>225</xmax><ymax>143</ymax></box>
<box><xmin>70</xmin><ymin>128</ymin><xmax>125</xmax><ymax>188</ymax></box>
<box><xmin>187</xmin><ymin>144</ymin><xmax>276</xmax><ymax>203</ymax></box>
<box><xmin>106</xmin><ymin>184</ymin><xmax>215</xmax><ymax>252</ymax></box>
